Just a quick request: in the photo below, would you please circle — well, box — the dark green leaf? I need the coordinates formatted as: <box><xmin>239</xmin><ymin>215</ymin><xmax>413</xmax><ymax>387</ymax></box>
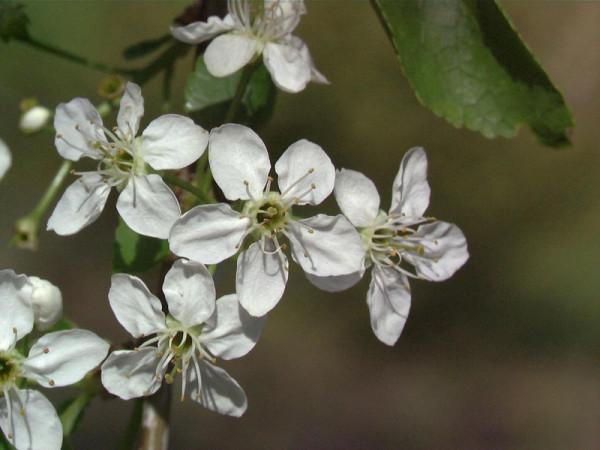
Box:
<box><xmin>122</xmin><ymin>34</ymin><xmax>171</xmax><ymax>60</ymax></box>
<box><xmin>57</xmin><ymin>393</ymin><xmax>91</xmax><ymax>437</ymax></box>
<box><xmin>112</xmin><ymin>219</ymin><xmax>170</xmax><ymax>274</ymax></box>
<box><xmin>185</xmin><ymin>57</ymin><xmax>242</xmax><ymax>113</ymax></box>
<box><xmin>0</xmin><ymin>431</ymin><xmax>15</xmax><ymax>450</ymax></box>
<box><xmin>0</xmin><ymin>0</ymin><xmax>29</xmax><ymax>42</ymax></box>
<box><xmin>373</xmin><ymin>0</ymin><xmax>574</xmax><ymax>148</ymax></box>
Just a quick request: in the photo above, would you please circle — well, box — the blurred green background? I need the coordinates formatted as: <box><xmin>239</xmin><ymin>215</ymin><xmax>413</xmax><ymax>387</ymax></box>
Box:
<box><xmin>1</xmin><ymin>2</ymin><xmax>599</xmax><ymax>448</ymax></box>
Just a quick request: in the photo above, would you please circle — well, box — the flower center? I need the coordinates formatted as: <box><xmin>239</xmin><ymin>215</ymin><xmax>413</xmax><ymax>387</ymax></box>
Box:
<box><xmin>245</xmin><ymin>191</ymin><xmax>291</xmax><ymax>236</ymax></box>
<box><xmin>0</xmin><ymin>350</ymin><xmax>21</xmax><ymax>391</ymax></box>
<box><xmin>229</xmin><ymin>0</ymin><xmax>303</xmax><ymax>43</ymax></box>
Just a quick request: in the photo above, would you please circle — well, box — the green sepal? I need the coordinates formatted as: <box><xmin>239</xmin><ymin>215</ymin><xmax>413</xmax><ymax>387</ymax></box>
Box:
<box><xmin>373</xmin><ymin>0</ymin><xmax>574</xmax><ymax>148</ymax></box>
<box><xmin>112</xmin><ymin>218</ymin><xmax>170</xmax><ymax>275</ymax></box>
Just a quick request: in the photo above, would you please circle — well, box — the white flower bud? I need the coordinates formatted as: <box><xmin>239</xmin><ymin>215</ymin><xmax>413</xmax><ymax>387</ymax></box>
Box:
<box><xmin>29</xmin><ymin>276</ymin><xmax>63</xmax><ymax>330</ymax></box>
<box><xmin>0</xmin><ymin>137</ymin><xmax>10</xmax><ymax>181</ymax></box>
<box><xmin>19</xmin><ymin>105</ymin><xmax>51</xmax><ymax>134</ymax></box>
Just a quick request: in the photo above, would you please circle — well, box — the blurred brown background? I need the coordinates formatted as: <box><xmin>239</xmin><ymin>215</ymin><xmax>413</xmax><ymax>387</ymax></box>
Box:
<box><xmin>1</xmin><ymin>2</ymin><xmax>599</xmax><ymax>448</ymax></box>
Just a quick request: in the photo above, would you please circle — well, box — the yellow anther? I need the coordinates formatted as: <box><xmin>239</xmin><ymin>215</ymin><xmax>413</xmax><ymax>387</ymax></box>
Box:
<box><xmin>69</xmin><ymin>169</ymin><xmax>75</xmax><ymax>174</ymax></box>
<box><xmin>165</xmin><ymin>374</ymin><xmax>173</xmax><ymax>384</ymax></box>
<box><xmin>308</xmin><ymin>168</ymin><xmax>315</xmax><ymax>173</ymax></box>
<box><xmin>112</xmin><ymin>126</ymin><xmax>118</xmax><ymax>132</ymax></box>
<box><xmin>263</xmin><ymin>218</ymin><xmax>270</xmax><ymax>223</ymax></box>
<box><xmin>267</xmin><ymin>176</ymin><xmax>274</xmax><ymax>181</ymax></box>
<box><xmin>401</xmin><ymin>212</ymin><xmax>406</xmax><ymax>217</ymax></box>
<box><xmin>284</xmin><ymin>266</ymin><xmax>289</xmax><ymax>272</ymax></box>
<box><xmin>155</xmin><ymin>374</ymin><xmax>161</xmax><ymax>380</ymax></box>
<box><xmin>281</xmin><ymin>243</ymin><xmax>287</xmax><ymax>250</ymax></box>
<box><xmin>43</xmin><ymin>348</ymin><xmax>49</xmax><ymax>354</ymax></box>
<box><xmin>404</xmin><ymin>285</ymin><xmax>410</xmax><ymax>291</ymax></box>
<box><xmin>134</xmin><ymin>347</ymin><xmax>139</xmax><ymax>351</ymax></box>
<box><xmin>211</xmin><ymin>357</ymin><xmax>217</xmax><ymax>364</ymax></box>
<box><xmin>390</xmin><ymin>248</ymin><xmax>397</xmax><ymax>257</ymax></box>
<box><xmin>139</xmin><ymin>333</ymin><xmax>145</xmax><ymax>338</ymax></box>
<box><xmin>143</xmin><ymin>391</ymin><xmax>148</xmax><ymax>396</ymax></box>
<box><xmin>434</xmin><ymin>240</ymin><xmax>439</xmax><ymax>245</ymax></box>
<box><xmin>157</xmin><ymin>351</ymin><xmax>163</xmax><ymax>357</ymax></box>
<box><xmin>239</xmin><ymin>215</ymin><xmax>244</xmax><ymax>219</ymax></box>
<box><xmin>390</xmin><ymin>213</ymin><xmax>397</xmax><ymax>218</ymax></box>
<box><xmin>434</xmin><ymin>258</ymin><xmax>439</xmax><ymax>262</ymax></box>
<box><xmin>49</xmin><ymin>379</ymin><xmax>55</xmax><ymax>386</ymax></box>
<box><xmin>303</xmin><ymin>253</ymin><xmax>308</xmax><ymax>258</ymax></box>
<box><xmin>308</xmin><ymin>229</ymin><xmax>314</xmax><ymax>234</ymax></box>
<box><xmin>269</xmin><ymin>200</ymin><xmax>277</xmax><ymax>206</ymax></box>
<box><xmin>295</xmin><ymin>198</ymin><xmax>300</xmax><ymax>204</ymax></box>
<box><xmin>19</xmin><ymin>409</ymin><xmax>25</xmax><ymax>416</ymax></box>
<box><xmin>177</xmin><ymin>368</ymin><xmax>182</xmax><ymax>374</ymax></box>
<box><xmin>243</xmin><ymin>180</ymin><xmax>249</xmax><ymax>185</ymax></box>
<box><xmin>196</xmin><ymin>392</ymin><xmax>202</xmax><ymax>398</ymax></box>
<box><xmin>12</xmin><ymin>328</ymin><xmax>16</xmax><ymax>333</ymax></box>
<box><xmin>125</xmin><ymin>373</ymin><xmax>131</xmax><ymax>379</ymax></box>
<box><xmin>7</xmin><ymin>434</ymin><xmax>12</xmax><ymax>439</ymax></box>
<box><xmin>75</xmin><ymin>124</ymin><xmax>79</xmax><ymax>130</ymax></box>
<box><xmin>56</xmin><ymin>134</ymin><xmax>62</xmax><ymax>139</ymax></box>
<box><xmin>311</xmin><ymin>183</ymin><xmax>316</xmax><ymax>189</ymax></box>
<box><xmin>89</xmin><ymin>120</ymin><xmax>94</xmax><ymax>125</ymax></box>
<box><xmin>180</xmin><ymin>397</ymin><xmax>185</xmax><ymax>402</ymax></box>
<box><xmin>199</xmin><ymin>354</ymin><xmax>204</xmax><ymax>359</ymax></box>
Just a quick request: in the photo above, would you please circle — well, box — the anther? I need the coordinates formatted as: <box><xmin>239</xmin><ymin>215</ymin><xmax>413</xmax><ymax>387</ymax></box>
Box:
<box><xmin>19</xmin><ymin>409</ymin><xmax>24</xmax><ymax>416</ymax></box>
<box><xmin>125</xmin><ymin>373</ymin><xmax>131</xmax><ymax>379</ymax></box>
<box><xmin>433</xmin><ymin>258</ymin><xmax>439</xmax><ymax>262</ymax></box>
<box><xmin>43</xmin><ymin>348</ymin><xmax>49</xmax><ymax>354</ymax></box>
<box><xmin>239</xmin><ymin>215</ymin><xmax>244</xmax><ymax>219</ymax></box>
<box><xmin>243</xmin><ymin>180</ymin><xmax>249</xmax><ymax>185</ymax></box>
<box><xmin>308</xmin><ymin>229</ymin><xmax>314</xmax><ymax>234</ymax></box>
<box><xmin>281</xmin><ymin>243</ymin><xmax>287</xmax><ymax>250</ymax></box>
<box><xmin>303</xmin><ymin>253</ymin><xmax>308</xmax><ymax>257</ymax></box>
<box><xmin>12</xmin><ymin>327</ymin><xmax>17</xmax><ymax>333</ymax></box>
<box><xmin>196</xmin><ymin>393</ymin><xmax>202</xmax><ymax>398</ymax></box>
<box><xmin>267</xmin><ymin>176</ymin><xmax>274</xmax><ymax>181</ymax></box>
<box><xmin>434</xmin><ymin>240</ymin><xmax>439</xmax><ymax>245</ymax></box>
<box><xmin>311</xmin><ymin>183</ymin><xmax>316</xmax><ymax>189</ymax></box>
<box><xmin>308</xmin><ymin>168</ymin><xmax>314</xmax><ymax>173</ymax></box>
<box><xmin>49</xmin><ymin>379</ymin><xmax>55</xmax><ymax>386</ymax></box>
<box><xmin>56</xmin><ymin>134</ymin><xmax>62</xmax><ymax>139</ymax></box>
<box><xmin>180</xmin><ymin>397</ymin><xmax>185</xmax><ymax>402</ymax></box>
<box><xmin>75</xmin><ymin>124</ymin><xmax>79</xmax><ymax>130</ymax></box>
<box><xmin>89</xmin><ymin>120</ymin><xmax>94</xmax><ymax>125</ymax></box>
<box><xmin>134</xmin><ymin>347</ymin><xmax>139</xmax><ymax>351</ymax></box>
<box><xmin>404</xmin><ymin>285</ymin><xmax>410</xmax><ymax>291</ymax></box>
<box><xmin>143</xmin><ymin>391</ymin><xmax>148</xmax><ymax>396</ymax></box>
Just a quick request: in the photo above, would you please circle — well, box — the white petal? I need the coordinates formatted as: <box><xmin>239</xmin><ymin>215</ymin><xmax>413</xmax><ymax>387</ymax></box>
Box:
<box><xmin>54</xmin><ymin>98</ymin><xmax>104</xmax><ymax>161</ymax></box>
<box><xmin>116</xmin><ymin>174</ymin><xmax>181</xmax><ymax>239</ymax></box>
<box><xmin>0</xmin><ymin>269</ymin><xmax>33</xmax><ymax>351</ymax></box>
<box><xmin>280</xmin><ymin>35</ymin><xmax>328</xmax><ymax>85</ymax></box>
<box><xmin>117</xmin><ymin>82</ymin><xmax>144</xmax><ymax>138</ymax></box>
<box><xmin>203</xmin><ymin>294</ymin><xmax>267</xmax><ymax>360</ymax></box>
<box><xmin>367</xmin><ymin>267</ymin><xmax>411</xmax><ymax>346</ymax></box>
<box><xmin>236</xmin><ymin>241</ymin><xmax>288</xmax><ymax>317</ymax></box>
<box><xmin>21</xmin><ymin>329</ymin><xmax>109</xmax><ymax>388</ymax></box>
<box><xmin>0</xmin><ymin>389</ymin><xmax>62</xmax><ymax>450</ymax></box>
<box><xmin>170</xmin><ymin>15</ymin><xmax>235</xmax><ymax>44</ymax></box>
<box><xmin>101</xmin><ymin>348</ymin><xmax>162</xmax><ymax>400</ymax></box>
<box><xmin>0</xmin><ymin>137</ymin><xmax>11</xmax><ymax>181</ymax></box>
<box><xmin>28</xmin><ymin>277</ymin><xmax>62</xmax><ymax>331</ymax></box>
<box><xmin>263</xmin><ymin>40</ymin><xmax>312</xmax><ymax>93</ymax></box>
<box><xmin>163</xmin><ymin>259</ymin><xmax>216</xmax><ymax>327</ymax></box>
<box><xmin>108</xmin><ymin>273</ymin><xmax>165</xmax><ymax>338</ymax></box>
<box><xmin>390</xmin><ymin>147</ymin><xmax>431</xmax><ymax>217</ymax></box>
<box><xmin>208</xmin><ymin>124</ymin><xmax>270</xmax><ymax>201</ymax></box>
<box><xmin>304</xmin><ymin>269</ymin><xmax>365</xmax><ymax>293</ymax></box>
<box><xmin>204</xmin><ymin>34</ymin><xmax>258</xmax><ymax>78</ymax></box>
<box><xmin>47</xmin><ymin>173</ymin><xmax>111</xmax><ymax>236</ymax></box>
<box><xmin>287</xmin><ymin>215</ymin><xmax>365</xmax><ymax>276</ymax></box>
<box><xmin>275</xmin><ymin>139</ymin><xmax>334</xmax><ymax>205</ymax></box>
<box><xmin>188</xmin><ymin>361</ymin><xmax>247</xmax><ymax>417</ymax></box>
<box><xmin>264</xmin><ymin>0</ymin><xmax>306</xmax><ymax>35</ymax></box>
<box><xmin>334</xmin><ymin>168</ymin><xmax>380</xmax><ymax>227</ymax></box>
<box><xmin>169</xmin><ymin>204</ymin><xmax>250</xmax><ymax>264</ymax></box>
<box><xmin>140</xmin><ymin>115</ymin><xmax>208</xmax><ymax>170</ymax></box>
<box><xmin>403</xmin><ymin>221</ymin><xmax>469</xmax><ymax>281</ymax></box>
<box><xmin>19</xmin><ymin>106</ymin><xmax>51</xmax><ymax>134</ymax></box>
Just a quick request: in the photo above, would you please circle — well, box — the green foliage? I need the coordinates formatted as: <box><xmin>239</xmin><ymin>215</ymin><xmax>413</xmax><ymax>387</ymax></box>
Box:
<box><xmin>112</xmin><ymin>219</ymin><xmax>170</xmax><ymax>275</ymax></box>
<box><xmin>0</xmin><ymin>0</ymin><xmax>29</xmax><ymax>42</ymax></box>
<box><xmin>373</xmin><ymin>0</ymin><xmax>574</xmax><ymax>148</ymax></box>
<box><xmin>0</xmin><ymin>432</ymin><xmax>14</xmax><ymax>450</ymax></box>
<box><xmin>184</xmin><ymin>57</ymin><xmax>277</xmax><ymax>129</ymax></box>
<box><xmin>57</xmin><ymin>393</ymin><xmax>91</xmax><ymax>438</ymax></box>
<box><xmin>46</xmin><ymin>317</ymin><xmax>76</xmax><ymax>332</ymax></box>
<box><xmin>122</xmin><ymin>34</ymin><xmax>171</xmax><ymax>60</ymax></box>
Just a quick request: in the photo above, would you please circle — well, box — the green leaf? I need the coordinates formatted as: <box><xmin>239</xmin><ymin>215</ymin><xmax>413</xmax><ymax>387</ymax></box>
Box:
<box><xmin>0</xmin><ymin>432</ymin><xmax>15</xmax><ymax>450</ymax></box>
<box><xmin>184</xmin><ymin>57</ymin><xmax>276</xmax><ymax>128</ymax></box>
<box><xmin>112</xmin><ymin>219</ymin><xmax>170</xmax><ymax>274</ymax></box>
<box><xmin>46</xmin><ymin>317</ymin><xmax>76</xmax><ymax>332</ymax></box>
<box><xmin>0</xmin><ymin>0</ymin><xmax>29</xmax><ymax>42</ymax></box>
<box><xmin>373</xmin><ymin>0</ymin><xmax>574</xmax><ymax>148</ymax></box>
<box><xmin>122</xmin><ymin>34</ymin><xmax>171</xmax><ymax>60</ymax></box>
<box><xmin>57</xmin><ymin>393</ymin><xmax>91</xmax><ymax>437</ymax></box>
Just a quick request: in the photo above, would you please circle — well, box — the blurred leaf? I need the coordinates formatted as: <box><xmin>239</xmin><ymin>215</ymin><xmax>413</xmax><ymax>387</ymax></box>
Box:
<box><xmin>0</xmin><ymin>432</ymin><xmax>14</xmax><ymax>449</ymax></box>
<box><xmin>185</xmin><ymin>58</ymin><xmax>277</xmax><ymax>128</ymax></box>
<box><xmin>112</xmin><ymin>219</ymin><xmax>170</xmax><ymax>274</ymax></box>
<box><xmin>373</xmin><ymin>0</ymin><xmax>574</xmax><ymax>148</ymax></box>
<box><xmin>58</xmin><ymin>393</ymin><xmax>91</xmax><ymax>437</ymax></box>
<box><xmin>0</xmin><ymin>0</ymin><xmax>29</xmax><ymax>42</ymax></box>
<box><xmin>122</xmin><ymin>34</ymin><xmax>171</xmax><ymax>60</ymax></box>
<box><xmin>46</xmin><ymin>317</ymin><xmax>76</xmax><ymax>332</ymax></box>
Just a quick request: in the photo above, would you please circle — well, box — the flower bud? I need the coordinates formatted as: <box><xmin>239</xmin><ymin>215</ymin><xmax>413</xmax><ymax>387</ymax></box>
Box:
<box><xmin>29</xmin><ymin>276</ymin><xmax>63</xmax><ymax>330</ymax></box>
<box><xmin>19</xmin><ymin>105</ymin><xmax>51</xmax><ymax>134</ymax></box>
<box><xmin>0</xmin><ymin>137</ymin><xmax>10</xmax><ymax>181</ymax></box>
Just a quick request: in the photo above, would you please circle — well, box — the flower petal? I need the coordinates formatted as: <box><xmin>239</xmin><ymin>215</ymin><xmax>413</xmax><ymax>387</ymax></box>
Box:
<box><xmin>202</xmin><ymin>294</ymin><xmax>267</xmax><ymax>360</ymax></box>
<box><xmin>169</xmin><ymin>203</ymin><xmax>250</xmax><ymax>264</ymax></box>
<box><xmin>287</xmin><ymin>214</ymin><xmax>365</xmax><ymax>276</ymax></box>
<box><xmin>170</xmin><ymin>15</ymin><xmax>235</xmax><ymax>44</ymax></box>
<box><xmin>54</xmin><ymin>98</ymin><xmax>104</xmax><ymax>161</ymax></box>
<box><xmin>21</xmin><ymin>329</ymin><xmax>109</xmax><ymax>388</ymax></box>
<box><xmin>0</xmin><ymin>137</ymin><xmax>12</xmax><ymax>181</ymax></box>
<box><xmin>188</xmin><ymin>361</ymin><xmax>247</xmax><ymax>417</ymax></box>
<box><xmin>0</xmin><ymin>389</ymin><xmax>62</xmax><ymax>450</ymax></box>
<box><xmin>304</xmin><ymin>269</ymin><xmax>365</xmax><ymax>293</ymax></box>
<box><xmin>403</xmin><ymin>221</ymin><xmax>469</xmax><ymax>281</ymax></box>
<box><xmin>116</xmin><ymin>174</ymin><xmax>181</xmax><ymax>239</ymax></box>
<box><xmin>0</xmin><ymin>269</ymin><xmax>33</xmax><ymax>351</ymax></box>
<box><xmin>46</xmin><ymin>173</ymin><xmax>111</xmax><ymax>236</ymax></box>
<box><xmin>108</xmin><ymin>273</ymin><xmax>165</xmax><ymax>338</ymax></box>
<box><xmin>101</xmin><ymin>348</ymin><xmax>162</xmax><ymax>400</ymax></box>
<box><xmin>263</xmin><ymin>39</ymin><xmax>312</xmax><ymax>93</ymax></box>
<box><xmin>204</xmin><ymin>34</ymin><xmax>258</xmax><ymax>78</ymax></box>
<box><xmin>236</xmin><ymin>240</ymin><xmax>288</xmax><ymax>317</ymax></box>
<box><xmin>275</xmin><ymin>139</ymin><xmax>334</xmax><ymax>206</ymax></box>
<box><xmin>117</xmin><ymin>82</ymin><xmax>144</xmax><ymax>138</ymax></box>
<box><xmin>367</xmin><ymin>267</ymin><xmax>411</xmax><ymax>346</ymax></box>
<box><xmin>140</xmin><ymin>115</ymin><xmax>208</xmax><ymax>170</ymax></box>
<box><xmin>163</xmin><ymin>259</ymin><xmax>216</xmax><ymax>327</ymax></box>
<box><xmin>390</xmin><ymin>147</ymin><xmax>431</xmax><ymax>217</ymax></box>
<box><xmin>208</xmin><ymin>124</ymin><xmax>270</xmax><ymax>201</ymax></box>
<box><xmin>334</xmin><ymin>168</ymin><xmax>380</xmax><ymax>227</ymax></box>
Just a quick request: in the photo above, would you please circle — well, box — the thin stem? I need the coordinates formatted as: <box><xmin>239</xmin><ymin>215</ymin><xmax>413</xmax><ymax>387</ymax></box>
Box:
<box><xmin>163</xmin><ymin>172</ymin><xmax>215</xmax><ymax>204</ymax></box>
<box><xmin>18</xmin><ymin>35</ymin><xmax>136</xmax><ymax>77</ymax></box>
<box><xmin>119</xmin><ymin>398</ymin><xmax>144</xmax><ymax>450</ymax></box>
<box><xmin>139</xmin><ymin>388</ymin><xmax>171</xmax><ymax>450</ymax></box>
<box><xmin>223</xmin><ymin>59</ymin><xmax>262</xmax><ymax>124</ymax></box>
<box><xmin>10</xmin><ymin>159</ymin><xmax>72</xmax><ymax>250</ymax></box>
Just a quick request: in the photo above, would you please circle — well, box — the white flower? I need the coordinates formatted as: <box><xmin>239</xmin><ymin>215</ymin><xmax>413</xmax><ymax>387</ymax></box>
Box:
<box><xmin>0</xmin><ymin>269</ymin><xmax>109</xmax><ymax>450</ymax></box>
<box><xmin>0</xmin><ymin>138</ymin><xmax>11</xmax><ymax>181</ymax></box>
<box><xmin>28</xmin><ymin>277</ymin><xmax>63</xmax><ymax>331</ymax></box>
<box><xmin>47</xmin><ymin>82</ymin><xmax>209</xmax><ymax>239</ymax></box>
<box><xmin>101</xmin><ymin>259</ymin><xmax>265</xmax><ymax>417</ymax></box>
<box><xmin>19</xmin><ymin>106</ymin><xmax>51</xmax><ymax>134</ymax></box>
<box><xmin>171</xmin><ymin>0</ymin><xmax>328</xmax><ymax>93</ymax></box>
<box><xmin>332</xmin><ymin>147</ymin><xmax>469</xmax><ymax>346</ymax></box>
<box><xmin>169</xmin><ymin>124</ymin><xmax>365</xmax><ymax>317</ymax></box>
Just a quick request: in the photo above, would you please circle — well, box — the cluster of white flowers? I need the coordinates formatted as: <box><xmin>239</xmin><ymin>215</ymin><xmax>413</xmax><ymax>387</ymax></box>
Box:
<box><xmin>4</xmin><ymin>1</ymin><xmax>469</xmax><ymax>448</ymax></box>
